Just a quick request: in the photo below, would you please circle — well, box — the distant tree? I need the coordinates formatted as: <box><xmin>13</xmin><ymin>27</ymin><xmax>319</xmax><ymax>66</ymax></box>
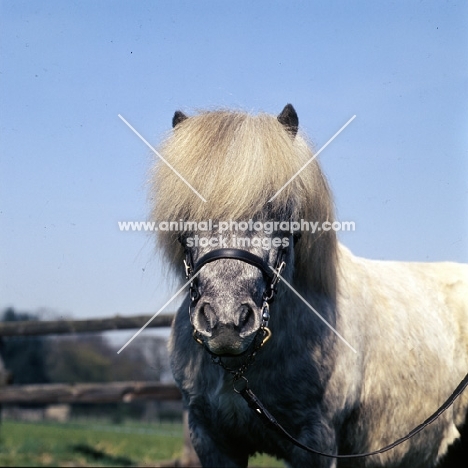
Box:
<box><xmin>0</xmin><ymin>307</ymin><xmax>49</xmax><ymax>384</ymax></box>
<box><xmin>0</xmin><ymin>307</ymin><xmax>171</xmax><ymax>385</ymax></box>
<box><xmin>46</xmin><ymin>334</ymin><xmax>149</xmax><ymax>383</ymax></box>
<box><xmin>137</xmin><ymin>335</ymin><xmax>172</xmax><ymax>382</ymax></box>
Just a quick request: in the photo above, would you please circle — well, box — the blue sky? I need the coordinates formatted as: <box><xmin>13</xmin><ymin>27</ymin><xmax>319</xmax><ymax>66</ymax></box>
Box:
<box><xmin>1</xmin><ymin>1</ymin><xmax>467</xmax><ymax>320</ymax></box>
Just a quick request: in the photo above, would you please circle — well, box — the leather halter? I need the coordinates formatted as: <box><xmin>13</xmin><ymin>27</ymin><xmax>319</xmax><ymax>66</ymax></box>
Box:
<box><xmin>185</xmin><ymin>247</ymin><xmax>285</xmax><ymax>301</ymax></box>
<box><xmin>183</xmin><ymin>243</ymin><xmax>288</xmax><ymax>350</ymax></box>
<box><xmin>190</xmin><ymin>248</ymin><xmax>275</xmax><ymax>279</ymax></box>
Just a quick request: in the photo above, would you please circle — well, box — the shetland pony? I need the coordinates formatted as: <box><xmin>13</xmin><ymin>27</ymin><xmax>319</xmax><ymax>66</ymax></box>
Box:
<box><xmin>150</xmin><ymin>105</ymin><xmax>468</xmax><ymax>467</ymax></box>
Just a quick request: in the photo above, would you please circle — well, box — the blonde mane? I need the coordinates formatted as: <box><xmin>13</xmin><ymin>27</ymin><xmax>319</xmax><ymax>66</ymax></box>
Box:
<box><xmin>150</xmin><ymin>109</ymin><xmax>337</xmax><ymax>296</ymax></box>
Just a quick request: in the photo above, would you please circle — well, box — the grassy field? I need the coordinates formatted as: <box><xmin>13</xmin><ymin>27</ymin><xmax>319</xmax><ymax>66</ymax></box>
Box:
<box><xmin>0</xmin><ymin>419</ymin><xmax>284</xmax><ymax>467</ymax></box>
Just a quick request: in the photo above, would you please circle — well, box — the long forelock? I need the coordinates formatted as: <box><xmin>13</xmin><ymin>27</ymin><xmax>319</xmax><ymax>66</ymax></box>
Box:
<box><xmin>151</xmin><ymin>110</ymin><xmax>326</xmax><ymax>222</ymax></box>
<box><xmin>150</xmin><ymin>108</ymin><xmax>337</xmax><ymax>297</ymax></box>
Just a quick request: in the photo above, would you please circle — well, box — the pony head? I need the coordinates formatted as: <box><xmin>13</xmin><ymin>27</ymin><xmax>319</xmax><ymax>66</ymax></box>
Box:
<box><xmin>150</xmin><ymin>105</ymin><xmax>337</xmax><ymax>355</ymax></box>
<box><xmin>180</xmin><ymin>225</ymin><xmax>296</xmax><ymax>355</ymax></box>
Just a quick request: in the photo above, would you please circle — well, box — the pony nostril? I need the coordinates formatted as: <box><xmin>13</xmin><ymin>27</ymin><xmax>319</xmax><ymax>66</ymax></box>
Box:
<box><xmin>200</xmin><ymin>305</ymin><xmax>211</xmax><ymax>332</ymax></box>
<box><xmin>238</xmin><ymin>304</ymin><xmax>255</xmax><ymax>332</ymax></box>
<box><xmin>193</xmin><ymin>303</ymin><xmax>216</xmax><ymax>336</ymax></box>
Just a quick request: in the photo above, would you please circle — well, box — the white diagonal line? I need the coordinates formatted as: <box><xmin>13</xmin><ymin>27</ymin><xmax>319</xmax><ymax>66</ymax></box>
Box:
<box><xmin>271</xmin><ymin>266</ymin><xmax>357</xmax><ymax>354</ymax></box>
<box><xmin>268</xmin><ymin>115</ymin><xmax>356</xmax><ymax>203</ymax></box>
<box><xmin>117</xmin><ymin>271</ymin><xmax>202</xmax><ymax>354</ymax></box>
<box><xmin>118</xmin><ymin>114</ymin><xmax>207</xmax><ymax>203</ymax></box>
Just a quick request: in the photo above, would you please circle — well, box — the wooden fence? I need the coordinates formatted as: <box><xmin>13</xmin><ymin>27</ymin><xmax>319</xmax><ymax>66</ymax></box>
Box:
<box><xmin>0</xmin><ymin>313</ymin><xmax>178</xmax><ymax>404</ymax></box>
<box><xmin>0</xmin><ymin>313</ymin><xmax>201</xmax><ymax>466</ymax></box>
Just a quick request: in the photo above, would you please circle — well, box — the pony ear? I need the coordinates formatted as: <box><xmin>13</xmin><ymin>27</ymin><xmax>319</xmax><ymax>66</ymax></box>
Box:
<box><xmin>277</xmin><ymin>104</ymin><xmax>298</xmax><ymax>137</ymax></box>
<box><xmin>172</xmin><ymin>110</ymin><xmax>188</xmax><ymax>128</ymax></box>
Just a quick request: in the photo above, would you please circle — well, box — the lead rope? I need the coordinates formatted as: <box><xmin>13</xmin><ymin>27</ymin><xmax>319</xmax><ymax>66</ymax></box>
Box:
<box><xmin>183</xmin><ymin>244</ymin><xmax>468</xmax><ymax>458</ymax></box>
<box><xmin>237</xmin><ymin>372</ymin><xmax>468</xmax><ymax>459</ymax></box>
<box><xmin>232</xmin><ymin>264</ymin><xmax>468</xmax><ymax>458</ymax></box>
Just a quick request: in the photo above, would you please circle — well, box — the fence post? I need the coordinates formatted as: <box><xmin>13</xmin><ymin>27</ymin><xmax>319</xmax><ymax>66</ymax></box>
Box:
<box><xmin>0</xmin><ymin>350</ymin><xmax>11</xmax><ymax>426</ymax></box>
<box><xmin>178</xmin><ymin>410</ymin><xmax>201</xmax><ymax>467</ymax></box>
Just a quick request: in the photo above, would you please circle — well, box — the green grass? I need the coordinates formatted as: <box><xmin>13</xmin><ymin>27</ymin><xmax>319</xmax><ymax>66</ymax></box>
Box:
<box><xmin>0</xmin><ymin>419</ymin><xmax>182</xmax><ymax>466</ymax></box>
<box><xmin>0</xmin><ymin>420</ymin><xmax>284</xmax><ymax>467</ymax></box>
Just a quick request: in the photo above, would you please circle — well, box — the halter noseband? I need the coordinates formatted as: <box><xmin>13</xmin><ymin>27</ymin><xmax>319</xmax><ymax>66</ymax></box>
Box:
<box><xmin>189</xmin><ymin>248</ymin><xmax>276</xmax><ymax>279</ymax></box>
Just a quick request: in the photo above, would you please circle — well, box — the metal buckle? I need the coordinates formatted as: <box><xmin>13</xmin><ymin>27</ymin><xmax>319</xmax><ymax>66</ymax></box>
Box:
<box><xmin>183</xmin><ymin>259</ymin><xmax>191</xmax><ymax>279</ymax></box>
<box><xmin>192</xmin><ymin>330</ymin><xmax>204</xmax><ymax>346</ymax></box>
<box><xmin>261</xmin><ymin>301</ymin><xmax>270</xmax><ymax>327</ymax></box>
<box><xmin>271</xmin><ymin>260</ymin><xmax>285</xmax><ymax>288</ymax></box>
<box><xmin>277</xmin><ymin>260</ymin><xmax>286</xmax><ymax>276</ymax></box>
<box><xmin>259</xmin><ymin>327</ymin><xmax>272</xmax><ymax>347</ymax></box>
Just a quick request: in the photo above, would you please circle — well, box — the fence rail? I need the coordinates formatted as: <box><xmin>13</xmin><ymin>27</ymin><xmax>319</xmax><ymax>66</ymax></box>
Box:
<box><xmin>0</xmin><ymin>381</ymin><xmax>181</xmax><ymax>404</ymax></box>
<box><xmin>0</xmin><ymin>313</ymin><xmax>179</xmax><ymax>404</ymax></box>
<box><xmin>0</xmin><ymin>312</ymin><xmax>198</xmax><ymax>466</ymax></box>
<box><xmin>0</xmin><ymin>313</ymin><xmax>173</xmax><ymax>337</ymax></box>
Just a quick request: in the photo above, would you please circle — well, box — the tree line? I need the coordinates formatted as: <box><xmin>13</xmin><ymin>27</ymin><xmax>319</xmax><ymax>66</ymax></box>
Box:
<box><xmin>0</xmin><ymin>307</ymin><xmax>171</xmax><ymax>386</ymax></box>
